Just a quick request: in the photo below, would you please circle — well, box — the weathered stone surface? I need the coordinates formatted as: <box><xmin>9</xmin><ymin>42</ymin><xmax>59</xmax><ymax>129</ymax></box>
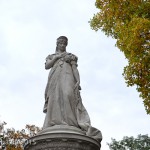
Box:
<box><xmin>24</xmin><ymin>130</ymin><xmax>101</xmax><ymax>150</ymax></box>
<box><xmin>42</xmin><ymin>36</ymin><xmax>102</xmax><ymax>142</ymax></box>
<box><xmin>43</xmin><ymin>36</ymin><xmax>91</xmax><ymax>133</ymax></box>
<box><xmin>24</xmin><ymin>36</ymin><xmax>102</xmax><ymax>150</ymax></box>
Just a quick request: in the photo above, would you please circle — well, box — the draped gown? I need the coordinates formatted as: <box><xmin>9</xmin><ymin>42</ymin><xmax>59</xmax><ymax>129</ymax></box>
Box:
<box><xmin>43</xmin><ymin>52</ymin><xmax>91</xmax><ymax>131</ymax></box>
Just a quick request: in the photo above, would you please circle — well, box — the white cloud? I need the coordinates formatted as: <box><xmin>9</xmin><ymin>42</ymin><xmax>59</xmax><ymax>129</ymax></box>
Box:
<box><xmin>0</xmin><ymin>1</ymin><xmax>149</xmax><ymax>150</ymax></box>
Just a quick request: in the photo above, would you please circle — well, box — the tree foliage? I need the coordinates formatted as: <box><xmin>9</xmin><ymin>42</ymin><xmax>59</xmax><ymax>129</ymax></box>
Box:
<box><xmin>0</xmin><ymin>122</ymin><xmax>41</xmax><ymax>150</ymax></box>
<box><xmin>90</xmin><ymin>0</ymin><xmax>150</xmax><ymax>114</ymax></box>
<box><xmin>108</xmin><ymin>134</ymin><xmax>150</xmax><ymax>150</ymax></box>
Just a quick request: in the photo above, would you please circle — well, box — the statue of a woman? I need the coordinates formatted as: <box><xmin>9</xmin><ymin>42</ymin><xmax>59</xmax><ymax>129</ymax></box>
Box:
<box><xmin>43</xmin><ymin>36</ymin><xmax>102</xmax><ymax>142</ymax></box>
<box><xmin>43</xmin><ymin>36</ymin><xmax>90</xmax><ymax>130</ymax></box>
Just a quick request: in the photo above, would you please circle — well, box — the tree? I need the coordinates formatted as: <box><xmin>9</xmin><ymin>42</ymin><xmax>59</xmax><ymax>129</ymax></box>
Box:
<box><xmin>0</xmin><ymin>122</ymin><xmax>41</xmax><ymax>150</ymax></box>
<box><xmin>108</xmin><ymin>134</ymin><xmax>150</xmax><ymax>150</ymax></box>
<box><xmin>90</xmin><ymin>0</ymin><xmax>150</xmax><ymax>114</ymax></box>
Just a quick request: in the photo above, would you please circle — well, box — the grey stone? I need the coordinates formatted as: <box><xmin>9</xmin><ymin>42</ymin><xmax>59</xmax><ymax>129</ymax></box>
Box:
<box><xmin>24</xmin><ymin>126</ymin><xmax>101</xmax><ymax>150</ymax></box>
<box><xmin>42</xmin><ymin>36</ymin><xmax>102</xmax><ymax>142</ymax></box>
<box><xmin>24</xmin><ymin>36</ymin><xmax>102</xmax><ymax>150</ymax></box>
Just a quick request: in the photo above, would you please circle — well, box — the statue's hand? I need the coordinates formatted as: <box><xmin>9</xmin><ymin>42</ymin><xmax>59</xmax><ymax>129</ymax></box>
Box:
<box><xmin>64</xmin><ymin>55</ymin><xmax>71</xmax><ymax>62</ymax></box>
<box><xmin>55</xmin><ymin>53</ymin><xmax>63</xmax><ymax>59</ymax></box>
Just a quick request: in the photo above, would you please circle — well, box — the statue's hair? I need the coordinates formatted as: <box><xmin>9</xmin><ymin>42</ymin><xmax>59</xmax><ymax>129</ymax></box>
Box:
<box><xmin>57</xmin><ymin>36</ymin><xmax>68</xmax><ymax>45</ymax></box>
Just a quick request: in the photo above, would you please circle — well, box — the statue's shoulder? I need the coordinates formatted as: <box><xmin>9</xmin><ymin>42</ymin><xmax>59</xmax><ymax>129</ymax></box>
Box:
<box><xmin>46</xmin><ymin>53</ymin><xmax>55</xmax><ymax>60</ymax></box>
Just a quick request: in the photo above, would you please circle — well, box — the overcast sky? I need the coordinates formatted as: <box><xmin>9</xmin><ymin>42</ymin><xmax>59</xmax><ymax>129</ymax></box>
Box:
<box><xmin>0</xmin><ymin>0</ymin><xmax>150</xmax><ymax>149</ymax></box>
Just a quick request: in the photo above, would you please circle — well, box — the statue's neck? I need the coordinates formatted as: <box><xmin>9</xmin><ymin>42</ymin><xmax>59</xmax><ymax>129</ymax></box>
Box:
<box><xmin>56</xmin><ymin>51</ymin><xmax>67</xmax><ymax>54</ymax></box>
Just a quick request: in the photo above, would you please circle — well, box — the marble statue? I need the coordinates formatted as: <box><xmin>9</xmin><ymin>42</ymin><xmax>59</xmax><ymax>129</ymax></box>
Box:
<box><xmin>43</xmin><ymin>36</ymin><xmax>102</xmax><ymax>142</ymax></box>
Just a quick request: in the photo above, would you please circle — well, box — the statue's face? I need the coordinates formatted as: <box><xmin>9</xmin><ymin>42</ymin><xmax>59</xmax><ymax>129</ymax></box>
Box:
<box><xmin>57</xmin><ymin>39</ymin><xmax>67</xmax><ymax>52</ymax></box>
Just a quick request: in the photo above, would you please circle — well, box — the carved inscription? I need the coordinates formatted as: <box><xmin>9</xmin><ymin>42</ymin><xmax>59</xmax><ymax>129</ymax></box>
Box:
<box><xmin>25</xmin><ymin>138</ymin><xmax>99</xmax><ymax>150</ymax></box>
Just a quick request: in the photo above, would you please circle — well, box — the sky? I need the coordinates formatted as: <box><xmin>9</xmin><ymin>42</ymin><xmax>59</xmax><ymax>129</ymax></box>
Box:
<box><xmin>0</xmin><ymin>0</ymin><xmax>150</xmax><ymax>149</ymax></box>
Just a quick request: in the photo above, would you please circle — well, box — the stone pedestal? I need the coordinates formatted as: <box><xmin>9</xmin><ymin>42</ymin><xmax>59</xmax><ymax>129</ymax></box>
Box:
<box><xmin>24</xmin><ymin>125</ymin><xmax>101</xmax><ymax>150</ymax></box>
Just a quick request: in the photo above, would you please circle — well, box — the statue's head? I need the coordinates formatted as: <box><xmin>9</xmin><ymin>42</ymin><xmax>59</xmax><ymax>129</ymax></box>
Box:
<box><xmin>56</xmin><ymin>36</ymin><xmax>68</xmax><ymax>52</ymax></box>
<box><xmin>57</xmin><ymin>36</ymin><xmax>68</xmax><ymax>46</ymax></box>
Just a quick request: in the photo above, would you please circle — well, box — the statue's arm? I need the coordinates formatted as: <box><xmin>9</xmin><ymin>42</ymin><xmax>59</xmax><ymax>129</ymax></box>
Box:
<box><xmin>45</xmin><ymin>54</ymin><xmax>61</xmax><ymax>70</ymax></box>
<box><xmin>70</xmin><ymin>54</ymin><xmax>81</xmax><ymax>89</ymax></box>
<box><xmin>72</xmin><ymin>64</ymin><xmax>80</xmax><ymax>84</ymax></box>
<box><xmin>72</xmin><ymin>63</ymin><xmax>81</xmax><ymax>90</ymax></box>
